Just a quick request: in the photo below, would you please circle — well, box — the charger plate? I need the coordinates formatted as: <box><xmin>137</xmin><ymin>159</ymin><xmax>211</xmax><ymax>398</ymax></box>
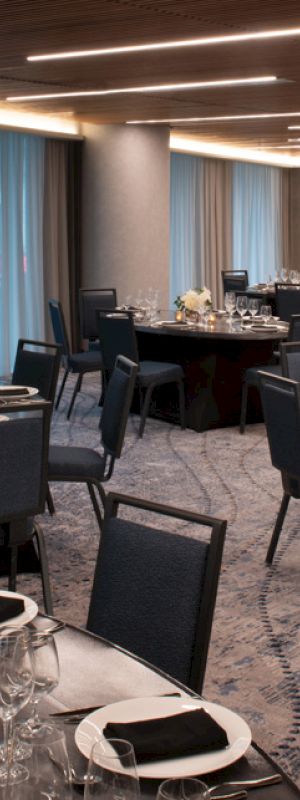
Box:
<box><xmin>75</xmin><ymin>695</ymin><xmax>251</xmax><ymax>778</ymax></box>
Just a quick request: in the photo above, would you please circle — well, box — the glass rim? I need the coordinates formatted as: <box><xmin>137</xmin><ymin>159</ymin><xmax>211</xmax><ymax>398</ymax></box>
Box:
<box><xmin>91</xmin><ymin>737</ymin><xmax>136</xmax><ymax>758</ymax></box>
<box><xmin>157</xmin><ymin>777</ymin><xmax>208</xmax><ymax>799</ymax></box>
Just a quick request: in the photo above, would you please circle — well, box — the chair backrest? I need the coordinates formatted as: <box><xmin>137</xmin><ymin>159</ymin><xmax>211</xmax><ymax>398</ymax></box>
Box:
<box><xmin>288</xmin><ymin>314</ymin><xmax>300</xmax><ymax>341</ymax></box>
<box><xmin>12</xmin><ymin>339</ymin><xmax>61</xmax><ymax>403</ymax></box>
<box><xmin>79</xmin><ymin>288</ymin><xmax>117</xmax><ymax>339</ymax></box>
<box><xmin>87</xmin><ymin>492</ymin><xmax>226</xmax><ymax>694</ymax></box>
<box><xmin>280</xmin><ymin>341</ymin><xmax>300</xmax><ymax>382</ymax></box>
<box><xmin>222</xmin><ymin>270</ymin><xmax>248</xmax><ymax>293</ymax></box>
<box><xmin>0</xmin><ymin>400</ymin><xmax>52</xmax><ymax>523</ymax></box>
<box><xmin>48</xmin><ymin>299</ymin><xmax>70</xmax><ymax>358</ymax></box>
<box><xmin>259</xmin><ymin>371</ymin><xmax>300</xmax><ymax>479</ymax></box>
<box><xmin>100</xmin><ymin>355</ymin><xmax>138</xmax><ymax>462</ymax></box>
<box><xmin>275</xmin><ymin>284</ymin><xmax>300</xmax><ymax>322</ymax></box>
<box><xmin>97</xmin><ymin>311</ymin><xmax>140</xmax><ymax>372</ymax></box>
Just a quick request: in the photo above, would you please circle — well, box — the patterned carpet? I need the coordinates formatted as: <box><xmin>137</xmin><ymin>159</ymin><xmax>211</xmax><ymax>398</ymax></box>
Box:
<box><xmin>3</xmin><ymin>374</ymin><xmax>300</xmax><ymax>785</ymax></box>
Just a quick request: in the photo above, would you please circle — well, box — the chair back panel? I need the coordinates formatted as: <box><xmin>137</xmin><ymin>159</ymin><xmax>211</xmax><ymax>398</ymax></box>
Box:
<box><xmin>289</xmin><ymin>314</ymin><xmax>300</xmax><ymax>341</ymax></box>
<box><xmin>100</xmin><ymin>356</ymin><xmax>137</xmax><ymax>458</ymax></box>
<box><xmin>48</xmin><ymin>299</ymin><xmax>70</xmax><ymax>357</ymax></box>
<box><xmin>79</xmin><ymin>288</ymin><xmax>117</xmax><ymax>339</ymax></box>
<box><xmin>0</xmin><ymin>402</ymin><xmax>51</xmax><ymax>522</ymax></box>
<box><xmin>260</xmin><ymin>372</ymin><xmax>300</xmax><ymax>478</ymax></box>
<box><xmin>12</xmin><ymin>340</ymin><xmax>61</xmax><ymax>403</ymax></box>
<box><xmin>87</xmin><ymin>493</ymin><xmax>226</xmax><ymax>693</ymax></box>
<box><xmin>222</xmin><ymin>270</ymin><xmax>248</xmax><ymax>293</ymax></box>
<box><xmin>275</xmin><ymin>284</ymin><xmax>300</xmax><ymax>322</ymax></box>
<box><xmin>280</xmin><ymin>341</ymin><xmax>300</xmax><ymax>382</ymax></box>
<box><xmin>97</xmin><ymin>311</ymin><xmax>139</xmax><ymax>371</ymax></box>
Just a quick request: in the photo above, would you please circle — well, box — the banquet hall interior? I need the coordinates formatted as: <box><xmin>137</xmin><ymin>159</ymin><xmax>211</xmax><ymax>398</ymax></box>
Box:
<box><xmin>2</xmin><ymin>0</ymin><xmax>300</xmax><ymax>792</ymax></box>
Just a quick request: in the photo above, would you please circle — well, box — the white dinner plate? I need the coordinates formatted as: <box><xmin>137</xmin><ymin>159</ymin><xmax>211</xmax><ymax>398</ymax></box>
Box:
<box><xmin>0</xmin><ymin>385</ymin><xmax>39</xmax><ymax>399</ymax></box>
<box><xmin>75</xmin><ymin>696</ymin><xmax>251</xmax><ymax>779</ymax></box>
<box><xmin>0</xmin><ymin>590</ymin><xmax>38</xmax><ymax>629</ymax></box>
<box><xmin>0</xmin><ymin>415</ymin><xmax>9</xmax><ymax>422</ymax></box>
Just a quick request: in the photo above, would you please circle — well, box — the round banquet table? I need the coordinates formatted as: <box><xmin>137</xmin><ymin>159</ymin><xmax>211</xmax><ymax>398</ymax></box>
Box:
<box><xmin>135</xmin><ymin>318</ymin><xmax>287</xmax><ymax>432</ymax></box>
<box><xmin>5</xmin><ymin>614</ymin><xmax>299</xmax><ymax>800</ymax></box>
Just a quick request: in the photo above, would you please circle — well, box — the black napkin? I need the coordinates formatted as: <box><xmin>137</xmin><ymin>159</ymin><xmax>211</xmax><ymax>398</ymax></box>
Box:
<box><xmin>103</xmin><ymin>708</ymin><xmax>229</xmax><ymax>763</ymax></box>
<box><xmin>0</xmin><ymin>596</ymin><xmax>25</xmax><ymax>622</ymax></box>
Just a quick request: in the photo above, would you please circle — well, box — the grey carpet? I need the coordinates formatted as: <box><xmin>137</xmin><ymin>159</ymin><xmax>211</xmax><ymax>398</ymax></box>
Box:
<box><xmin>3</xmin><ymin>374</ymin><xmax>300</xmax><ymax>785</ymax></box>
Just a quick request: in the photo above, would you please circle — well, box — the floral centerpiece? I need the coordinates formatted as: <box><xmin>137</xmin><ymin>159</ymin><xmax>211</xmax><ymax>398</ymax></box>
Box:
<box><xmin>175</xmin><ymin>288</ymin><xmax>212</xmax><ymax>317</ymax></box>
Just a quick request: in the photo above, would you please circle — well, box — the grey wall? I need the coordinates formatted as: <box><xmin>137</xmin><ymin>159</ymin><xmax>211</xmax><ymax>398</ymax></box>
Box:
<box><xmin>81</xmin><ymin>124</ymin><xmax>170</xmax><ymax>309</ymax></box>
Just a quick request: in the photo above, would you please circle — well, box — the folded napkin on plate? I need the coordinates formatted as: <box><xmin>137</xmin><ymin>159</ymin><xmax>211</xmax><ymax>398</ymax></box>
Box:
<box><xmin>0</xmin><ymin>596</ymin><xmax>25</xmax><ymax>622</ymax></box>
<box><xmin>0</xmin><ymin>387</ymin><xmax>28</xmax><ymax>396</ymax></box>
<box><xmin>103</xmin><ymin>708</ymin><xmax>228</xmax><ymax>763</ymax></box>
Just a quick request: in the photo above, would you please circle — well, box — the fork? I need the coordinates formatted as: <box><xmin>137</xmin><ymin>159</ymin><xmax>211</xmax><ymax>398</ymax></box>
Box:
<box><xmin>207</xmin><ymin>773</ymin><xmax>282</xmax><ymax>794</ymax></box>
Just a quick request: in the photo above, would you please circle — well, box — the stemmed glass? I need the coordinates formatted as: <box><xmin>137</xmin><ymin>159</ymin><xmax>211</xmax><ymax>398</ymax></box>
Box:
<box><xmin>0</xmin><ymin>626</ymin><xmax>34</xmax><ymax>786</ymax></box>
<box><xmin>18</xmin><ymin>631</ymin><xmax>59</xmax><ymax>739</ymax></box>
<box><xmin>157</xmin><ymin>778</ymin><xmax>208</xmax><ymax>800</ymax></box>
<box><xmin>224</xmin><ymin>292</ymin><xmax>236</xmax><ymax>326</ymax></box>
<box><xmin>236</xmin><ymin>295</ymin><xmax>248</xmax><ymax>326</ymax></box>
<box><xmin>248</xmin><ymin>298</ymin><xmax>260</xmax><ymax>318</ymax></box>
<box><xmin>14</xmin><ymin>723</ymin><xmax>72</xmax><ymax>800</ymax></box>
<box><xmin>84</xmin><ymin>738</ymin><xmax>140</xmax><ymax>800</ymax></box>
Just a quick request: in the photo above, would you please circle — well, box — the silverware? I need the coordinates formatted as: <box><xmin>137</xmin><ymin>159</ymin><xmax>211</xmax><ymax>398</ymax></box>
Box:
<box><xmin>208</xmin><ymin>773</ymin><xmax>282</xmax><ymax>795</ymax></box>
<box><xmin>28</xmin><ymin>621</ymin><xmax>65</xmax><ymax>635</ymax></box>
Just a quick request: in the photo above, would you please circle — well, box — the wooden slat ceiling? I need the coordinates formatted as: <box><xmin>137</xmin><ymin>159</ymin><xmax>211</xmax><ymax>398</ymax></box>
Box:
<box><xmin>2</xmin><ymin>0</ymin><xmax>300</xmax><ymax>151</ymax></box>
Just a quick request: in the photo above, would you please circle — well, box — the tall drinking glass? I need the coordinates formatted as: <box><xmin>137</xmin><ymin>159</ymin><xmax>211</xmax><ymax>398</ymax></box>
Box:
<box><xmin>18</xmin><ymin>631</ymin><xmax>59</xmax><ymax>740</ymax></box>
<box><xmin>224</xmin><ymin>292</ymin><xmax>236</xmax><ymax>327</ymax></box>
<box><xmin>0</xmin><ymin>626</ymin><xmax>34</xmax><ymax>786</ymax></box>
<box><xmin>84</xmin><ymin>738</ymin><xmax>140</xmax><ymax>800</ymax></box>
<box><xmin>261</xmin><ymin>305</ymin><xmax>272</xmax><ymax>325</ymax></box>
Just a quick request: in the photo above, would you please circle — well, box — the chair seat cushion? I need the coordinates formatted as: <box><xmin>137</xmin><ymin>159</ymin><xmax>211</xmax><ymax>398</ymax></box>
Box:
<box><xmin>68</xmin><ymin>351</ymin><xmax>103</xmax><ymax>372</ymax></box>
<box><xmin>139</xmin><ymin>360</ymin><xmax>183</xmax><ymax>386</ymax></box>
<box><xmin>48</xmin><ymin>445</ymin><xmax>105</xmax><ymax>480</ymax></box>
<box><xmin>245</xmin><ymin>363</ymin><xmax>282</xmax><ymax>386</ymax></box>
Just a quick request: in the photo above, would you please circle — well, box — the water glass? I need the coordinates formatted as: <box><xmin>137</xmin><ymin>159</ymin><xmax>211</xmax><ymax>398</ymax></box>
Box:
<box><xmin>157</xmin><ymin>778</ymin><xmax>208</xmax><ymax>800</ymax></box>
<box><xmin>224</xmin><ymin>291</ymin><xmax>236</xmax><ymax>320</ymax></box>
<box><xmin>16</xmin><ymin>723</ymin><xmax>72</xmax><ymax>800</ymax></box>
<box><xmin>0</xmin><ymin>626</ymin><xmax>34</xmax><ymax>786</ymax></box>
<box><xmin>84</xmin><ymin>737</ymin><xmax>140</xmax><ymax>800</ymax></box>
<box><xmin>236</xmin><ymin>295</ymin><xmax>248</xmax><ymax>323</ymax></box>
<box><xmin>261</xmin><ymin>304</ymin><xmax>272</xmax><ymax>324</ymax></box>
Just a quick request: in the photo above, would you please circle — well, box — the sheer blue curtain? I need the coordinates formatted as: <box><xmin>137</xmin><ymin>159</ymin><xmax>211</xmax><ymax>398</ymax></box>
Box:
<box><xmin>232</xmin><ymin>161</ymin><xmax>283</xmax><ymax>283</ymax></box>
<box><xmin>170</xmin><ymin>152</ymin><xmax>202</xmax><ymax>304</ymax></box>
<box><xmin>0</xmin><ymin>132</ymin><xmax>45</xmax><ymax>375</ymax></box>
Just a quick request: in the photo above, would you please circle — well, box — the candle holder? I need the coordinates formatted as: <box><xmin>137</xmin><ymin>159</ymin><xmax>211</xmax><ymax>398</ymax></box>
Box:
<box><xmin>175</xmin><ymin>309</ymin><xmax>185</xmax><ymax>323</ymax></box>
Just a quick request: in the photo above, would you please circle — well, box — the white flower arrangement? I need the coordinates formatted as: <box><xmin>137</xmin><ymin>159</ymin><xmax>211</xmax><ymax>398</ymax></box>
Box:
<box><xmin>175</xmin><ymin>287</ymin><xmax>212</xmax><ymax>312</ymax></box>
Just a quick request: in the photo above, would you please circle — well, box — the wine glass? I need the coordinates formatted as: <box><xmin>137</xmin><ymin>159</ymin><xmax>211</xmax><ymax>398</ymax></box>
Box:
<box><xmin>236</xmin><ymin>295</ymin><xmax>248</xmax><ymax>326</ymax></box>
<box><xmin>248</xmin><ymin>298</ymin><xmax>260</xmax><ymax>318</ymax></box>
<box><xmin>224</xmin><ymin>292</ymin><xmax>236</xmax><ymax>325</ymax></box>
<box><xmin>84</xmin><ymin>738</ymin><xmax>140</xmax><ymax>800</ymax></box>
<box><xmin>261</xmin><ymin>304</ymin><xmax>272</xmax><ymax>325</ymax></box>
<box><xmin>0</xmin><ymin>626</ymin><xmax>34</xmax><ymax>786</ymax></box>
<box><xmin>157</xmin><ymin>778</ymin><xmax>208</xmax><ymax>800</ymax></box>
<box><xmin>16</xmin><ymin>723</ymin><xmax>72</xmax><ymax>800</ymax></box>
<box><xmin>19</xmin><ymin>631</ymin><xmax>59</xmax><ymax>739</ymax></box>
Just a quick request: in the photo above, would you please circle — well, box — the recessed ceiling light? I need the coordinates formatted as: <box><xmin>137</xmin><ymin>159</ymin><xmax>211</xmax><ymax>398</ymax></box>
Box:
<box><xmin>288</xmin><ymin>137</ymin><xmax>300</xmax><ymax>142</ymax></box>
<box><xmin>6</xmin><ymin>75</ymin><xmax>277</xmax><ymax>102</ymax></box>
<box><xmin>26</xmin><ymin>25</ymin><xmax>300</xmax><ymax>61</ymax></box>
<box><xmin>127</xmin><ymin>110</ymin><xmax>300</xmax><ymax>124</ymax></box>
<box><xmin>288</xmin><ymin>125</ymin><xmax>300</xmax><ymax>129</ymax></box>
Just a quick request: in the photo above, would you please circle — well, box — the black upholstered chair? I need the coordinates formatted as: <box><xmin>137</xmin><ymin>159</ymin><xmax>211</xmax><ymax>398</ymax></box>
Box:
<box><xmin>0</xmin><ymin>400</ymin><xmax>53</xmax><ymax>613</ymax></box>
<box><xmin>239</xmin><ymin>314</ymin><xmax>300</xmax><ymax>434</ymax></box>
<box><xmin>79</xmin><ymin>288</ymin><xmax>117</xmax><ymax>342</ymax></box>
<box><xmin>275</xmin><ymin>283</ymin><xmax>300</xmax><ymax>322</ymax></box>
<box><xmin>12</xmin><ymin>339</ymin><xmax>61</xmax><ymax>403</ymax></box>
<box><xmin>97</xmin><ymin>310</ymin><xmax>185</xmax><ymax>437</ymax></box>
<box><xmin>259</xmin><ymin>372</ymin><xmax>300</xmax><ymax>564</ymax></box>
<box><xmin>222</xmin><ymin>270</ymin><xmax>248</xmax><ymax>294</ymax></box>
<box><xmin>48</xmin><ymin>355</ymin><xmax>138</xmax><ymax>530</ymax></box>
<box><xmin>280</xmin><ymin>340</ymin><xmax>300</xmax><ymax>381</ymax></box>
<box><xmin>49</xmin><ymin>298</ymin><xmax>103</xmax><ymax>419</ymax></box>
<box><xmin>87</xmin><ymin>492</ymin><xmax>226</xmax><ymax>694</ymax></box>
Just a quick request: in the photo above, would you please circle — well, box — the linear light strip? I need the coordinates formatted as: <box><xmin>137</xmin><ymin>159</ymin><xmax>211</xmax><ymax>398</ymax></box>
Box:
<box><xmin>27</xmin><ymin>25</ymin><xmax>300</xmax><ymax>61</ymax></box>
<box><xmin>169</xmin><ymin>134</ymin><xmax>300</xmax><ymax>167</ymax></box>
<box><xmin>127</xmin><ymin>111</ymin><xmax>300</xmax><ymax>124</ymax></box>
<box><xmin>6</xmin><ymin>75</ymin><xmax>277</xmax><ymax>103</ymax></box>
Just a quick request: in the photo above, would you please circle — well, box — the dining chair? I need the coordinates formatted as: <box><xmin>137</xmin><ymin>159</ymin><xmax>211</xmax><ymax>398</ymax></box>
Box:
<box><xmin>280</xmin><ymin>340</ymin><xmax>300</xmax><ymax>381</ymax></box>
<box><xmin>239</xmin><ymin>314</ymin><xmax>300</xmax><ymax>434</ymax></box>
<box><xmin>97</xmin><ymin>310</ymin><xmax>186</xmax><ymax>437</ymax></box>
<box><xmin>47</xmin><ymin>355</ymin><xmax>138</xmax><ymax>530</ymax></box>
<box><xmin>48</xmin><ymin>298</ymin><xmax>103</xmax><ymax>419</ymax></box>
<box><xmin>275</xmin><ymin>283</ymin><xmax>300</xmax><ymax>322</ymax></box>
<box><xmin>79</xmin><ymin>287</ymin><xmax>117</xmax><ymax>342</ymax></box>
<box><xmin>87</xmin><ymin>491</ymin><xmax>226</xmax><ymax>694</ymax></box>
<box><xmin>0</xmin><ymin>400</ymin><xmax>53</xmax><ymax>614</ymax></box>
<box><xmin>259</xmin><ymin>371</ymin><xmax>300</xmax><ymax>564</ymax></box>
<box><xmin>222</xmin><ymin>270</ymin><xmax>248</xmax><ymax>294</ymax></box>
<box><xmin>12</xmin><ymin>338</ymin><xmax>61</xmax><ymax>404</ymax></box>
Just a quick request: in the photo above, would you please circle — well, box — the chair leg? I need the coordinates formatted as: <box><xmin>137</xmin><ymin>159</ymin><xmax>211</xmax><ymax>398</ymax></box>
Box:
<box><xmin>32</xmin><ymin>522</ymin><xmax>53</xmax><ymax>616</ymax></box>
<box><xmin>266</xmin><ymin>492</ymin><xmax>290</xmax><ymax>565</ymax></box>
<box><xmin>67</xmin><ymin>374</ymin><xmax>83</xmax><ymax>420</ymax></box>
<box><xmin>139</xmin><ymin>384</ymin><xmax>154</xmax><ymax>437</ymax></box>
<box><xmin>87</xmin><ymin>482</ymin><xmax>103</xmax><ymax>531</ymax></box>
<box><xmin>178</xmin><ymin>379</ymin><xmax>186</xmax><ymax>429</ymax></box>
<box><xmin>8</xmin><ymin>546</ymin><xmax>18</xmax><ymax>592</ymax></box>
<box><xmin>239</xmin><ymin>381</ymin><xmax>248</xmax><ymax>434</ymax></box>
<box><xmin>55</xmin><ymin>368</ymin><xmax>69</xmax><ymax>410</ymax></box>
<box><xmin>46</xmin><ymin>485</ymin><xmax>55</xmax><ymax>515</ymax></box>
